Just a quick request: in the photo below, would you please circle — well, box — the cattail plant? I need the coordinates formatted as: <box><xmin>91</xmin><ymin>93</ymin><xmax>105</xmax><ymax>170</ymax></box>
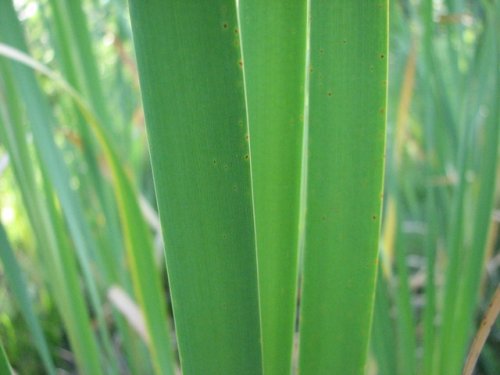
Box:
<box><xmin>0</xmin><ymin>0</ymin><xmax>497</xmax><ymax>374</ymax></box>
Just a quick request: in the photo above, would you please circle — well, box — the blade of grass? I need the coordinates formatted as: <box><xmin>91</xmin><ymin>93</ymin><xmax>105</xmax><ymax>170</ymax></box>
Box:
<box><xmin>420</xmin><ymin>68</ymin><xmax>439</xmax><ymax>375</ymax></box>
<box><xmin>421</xmin><ymin>175</ymin><xmax>438</xmax><ymax>375</ymax></box>
<box><xmin>0</xmin><ymin>339</ymin><xmax>12</xmax><ymax>375</ymax></box>
<box><xmin>238</xmin><ymin>2</ymin><xmax>306</xmax><ymax>374</ymax></box>
<box><xmin>298</xmin><ymin>1</ymin><xmax>388</xmax><ymax>374</ymax></box>
<box><xmin>371</xmin><ymin>268</ymin><xmax>398</xmax><ymax>375</ymax></box>
<box><xmin>0</xmin><ymin>61</ymin><xmax>103</xmax><ymax>374</ymax></box>
<box><xmin>446</xmin><ymin>7</ymin><xmax>499</xmax><ymax>372</ymax></box>
<box><xmin>462</xmin><ymin>286</ymin><xmax>500</xmax><ymax>375</ymax></box>
<box><xmin>0</xmin><ymin>3</ymin><xmax>113</xmax><ymax>370</ymax></box>
<box><xmin>45</xmin><ymin>0</ymin><xmax>125</xmax><ymax>289</ymax></box>
<box><xmin>107</xmin><ymin>286</ymin><xmax>148</xmax><ymax>343</ymax></box>
<box><xmin>437</xmin><ymin>4</ymin><xmax>499</xmax><ymax>373</ymax></box>
<box><xmin>38</xmin><ymin>2</ymin><xmax>159</xmax><ymax>371</ymax></box>
<box><xmin>0</xmin><ymin>42</ymin><xmax>176</xmax><ymax>375</ymax></box>
<box><xmin>0</xmin><ymin>223</ymin><xmax>56</xmax><ymax>375</ymax></box>
<box><xmin>128</xmin><ymin>1</ymin><xmax>263</xmax><ymax>374</ymax></box>
<box><xmin>394</xmin><ymin>218</ymin><xmax>417</xmax><ymax>375</ymax></box>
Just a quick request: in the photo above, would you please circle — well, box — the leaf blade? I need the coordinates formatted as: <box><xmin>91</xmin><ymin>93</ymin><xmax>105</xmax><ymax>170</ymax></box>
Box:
<box><xmin>128</xmin><ymin>2</ymin><xmax>263</xmax><ymax>374</ymax></box>
<box><xmin>299</xmin><ymin>2</ymin><xmax>389</xmax><ymax>373</ymax></box>
<box><xmin>239</xmin><ymin>2</ymin><xmax>307</xmax><ymax>374</ymax></box>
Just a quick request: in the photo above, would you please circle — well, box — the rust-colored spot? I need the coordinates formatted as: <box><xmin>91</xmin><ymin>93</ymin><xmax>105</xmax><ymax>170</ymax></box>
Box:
<box><xmin>244</xmin><ymin>154</ymin><xmax>249</xmax><ymax>160</ymax></box>
<box><xmin>234</xmin><ymin>28</ymin><xmax>239</xmax><ymax>34</ymax></box>
<box><xmin>379</xmin><ymin>108</ymin><xmax>385</xmax><ymax>114</ymax></box>
<box><xmin>238</xmin><ymin>60</ymin><xmax>243</xmax><ymax>68</ymax></box>
<box><xmin>327</xmin><ymin>91</ymin><xmax>332</xmax><ymax>97</ymax></box>
<box><xmin>372</xmin><ymin>215</ymin><xmax>377</xmax><ymax>220</ymax></box>
<box><xmin>223</xmin><ymin>23</ymin><xmax>228</xmax><ymax>29</ymax></box>
<box><xmin>380</xmin><ymin>54</ymin><xmax>385</xmax><ymax>59</ymax></box>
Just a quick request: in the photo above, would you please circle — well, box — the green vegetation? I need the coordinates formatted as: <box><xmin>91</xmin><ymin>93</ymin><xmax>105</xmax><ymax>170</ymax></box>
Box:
<box><xmin>0</xmin><ymin>0</ymin><xmax>498</xmax><ymax>374</ymax></box>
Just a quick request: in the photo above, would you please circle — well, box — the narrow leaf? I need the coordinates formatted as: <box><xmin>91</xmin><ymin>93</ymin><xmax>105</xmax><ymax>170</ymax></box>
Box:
<box><xmin>0</xmin><ymin>223</ymin><xmax>56</xmax><ymax>375</ymax></box>
<box><xmin>239</xmin><ymin>2</ymin><xmax>307</xmax><ymax>374</ymax></box>
<box><xmin>0</xmin><ymin>339</ymin><xmax>12</xmax><ymax>375</ymax></box>
<box><xmin>128</xmin><ymin>1</ymin><xmax>263</xmax><ymax>374</ymax></box>
<box><xmin>299</xmin><ymin>1</ymin><xmax>389</xmax><ymax>373</ymax></box>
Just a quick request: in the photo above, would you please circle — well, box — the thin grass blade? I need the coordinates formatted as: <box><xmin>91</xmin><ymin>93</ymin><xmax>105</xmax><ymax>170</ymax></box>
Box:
<box><xmin>0</xmin><ymin>41</ymin><xmax>176</xmax><ymax>375</ymax></box>
<box><xmin>0</xmin><ymin>339</ymin><xmax>12</xmax><ymax>375</ymax></box>
<box><xmin>0</xmin><ymin>223</ymin><xmax>56</xmax><ymax>375</ymax></box>
<box><xmin>0</xmin><ymin>4</ymin><xmax>111</xmax><ymax>371</ymax></box>
<box><xmin>0</xmin><ymin>61</ymin><xmax>103</xmax><ymax>374</ymax></box>
<box><xmin>238</xmin><ymin>2</ymin><xmax>307</xmax><ymax>374</ymax></box>
<box><xmin>445</xmin><ymin>6</ymin><xmax>499</xmax><ymax>372</ymax></box>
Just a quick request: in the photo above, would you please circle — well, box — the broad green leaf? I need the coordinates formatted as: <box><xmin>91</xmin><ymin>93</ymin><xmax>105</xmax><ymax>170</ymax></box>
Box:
<box><xmin>128</xmin><ymin>1</ymin><xmax>262</xmax><ymax>374</ymax></box>
<box><xmin>239</xmin><ymin>2</ymin><xmax>307</xmax><ymax>374</ymax></box>
<box><xmin>299</xmin><ymin>2</ymin><xmax>388</xmax><ymax>374</ymax></box>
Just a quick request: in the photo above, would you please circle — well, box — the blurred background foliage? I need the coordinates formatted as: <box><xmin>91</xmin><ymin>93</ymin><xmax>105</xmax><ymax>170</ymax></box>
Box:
<box><xmin>0</xmin><ymin>0</ymin><xmax>498</xmax><ymax>374</ymax></box>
